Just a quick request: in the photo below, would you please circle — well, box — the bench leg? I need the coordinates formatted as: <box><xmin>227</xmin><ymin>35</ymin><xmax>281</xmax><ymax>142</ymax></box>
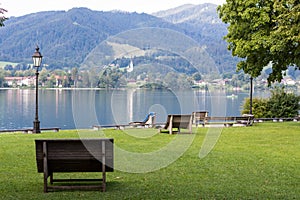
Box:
<box><xmin>169</xmin><ymin>116</ymin><xmax>173</xmax><ymax>134</ymax></box>
<box><xmin>50</xmin><ymin>172</ymin><xmax>53</xmax><ymax>185</ymax></box>
<box><xmin>168</xmin><ymin>125</ymin><xmax>173</xmax><ymax>134</ymax></box>
<box><xmin>188</xmin><ymin>116</ymin><xmax>192</xmax><ymax>133</ymax></box>
<box><xmin>43</xmin><ymin>172</ymin><xmax>48</xmax><ymax>193</ymax></box>
<box><xmin>102</xmin><ymin>171</ymin><xmax>106</xmax><ymax>192</ymax></box>
<box><xmin>102</xmin><ymin>141</ymin><xmax>106</xmax><ymax>192</ymax></box>
<box><xmin>43</xmin><ymin>142</ymin><xmax>48</xmax><ymax>193</ymax></box>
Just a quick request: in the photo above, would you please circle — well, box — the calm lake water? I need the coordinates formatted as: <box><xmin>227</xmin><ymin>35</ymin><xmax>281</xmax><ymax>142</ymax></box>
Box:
<box><xmin>0</xmin><ymin>88</ymin><xmax>265</xmax><ymax>130</ymax></box>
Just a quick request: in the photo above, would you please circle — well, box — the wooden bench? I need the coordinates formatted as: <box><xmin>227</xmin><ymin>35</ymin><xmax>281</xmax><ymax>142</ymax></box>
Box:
<box><xmin>93</xmin><ymin>124</ymin><xmax>128</xmax><ymax>130</ymax></box>
<box><xmin>202</xmin><ymin>116</ymin><xmax>254</xmax><ymax>127</ymax></box>
<box><xmin>35</xmin><ymin>139</ymin><xmax>114</xmax><ymax>192</ymax></box>
<box><xmin>0</xmin><ymin>127</ymin><xmax>60</xmax><ymax>133</ymax></box>
<box><xmin>192</xmin><ymin>111</ymin><xmax>208</xmax><ymax>127</ymax></box>
<box><xmin>160</xmin><ymin>114</ymin><xmax>193</xmax><ymax>134</ymax></box>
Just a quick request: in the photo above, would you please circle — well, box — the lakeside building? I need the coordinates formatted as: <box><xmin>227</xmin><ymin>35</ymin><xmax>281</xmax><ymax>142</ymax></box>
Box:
<box><xmin>4</xmin><ymin>77</ymin><xmax>35</xmax><ymax>87</ymax></box>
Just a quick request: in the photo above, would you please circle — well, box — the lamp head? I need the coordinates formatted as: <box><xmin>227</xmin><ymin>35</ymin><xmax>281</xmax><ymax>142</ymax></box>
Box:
<box><xmin>32</xmin><ymin>46</ymin><xmax>43</xmax><ymax>68</ymax></box>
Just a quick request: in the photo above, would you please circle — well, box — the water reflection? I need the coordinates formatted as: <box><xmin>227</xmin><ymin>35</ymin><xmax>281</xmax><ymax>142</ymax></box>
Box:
<box><xmin>0</xmin><ymin>89</ymin><xmax>260</xmax><ymax>130</ymax></box>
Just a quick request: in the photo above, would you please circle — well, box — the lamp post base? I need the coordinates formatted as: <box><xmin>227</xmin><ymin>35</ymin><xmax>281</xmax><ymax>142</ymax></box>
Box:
<box><xmin>33</xmin><ymin>120</ymin><xmax>41</xmax><ymax>133</ymax></box>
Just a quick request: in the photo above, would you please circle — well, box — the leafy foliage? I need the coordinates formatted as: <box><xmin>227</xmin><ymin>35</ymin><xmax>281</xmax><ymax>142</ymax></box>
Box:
<box><xmin>242</xmin><ymin>87</ymin><xmax>300</xmax><ymax>118</ymax></box>
<box><xmin>266</xmin><ymin>87</ymin><xmax>300</xmax><ymax>118</ymax></box>
<box><xmin>0</xmin><ymin>7</ymin><xmax>7</xmax><ymax>27</ymax></box>
<box><xmin>98</xmin><ymin>67</ymin><xmax>126</xmax><ymax>88</ymax></box>
<box><xmin>242</xmin><ymin>97</ymin><xmax>268</xmax><ymax>118</ymax></box>
<box><xmin>164</xmin><ymin>72</ymin><xmax>193</xmax><ymax>89</ymax></box>
<box><xmin>0</xmin><ymin>69</ymin><xmax>5</xmax><ymax>87</ymax></box>
<box><xmin>218</xmin><ymin>0</ymin><xmax>300</xmax><ymax>84</ymax></box>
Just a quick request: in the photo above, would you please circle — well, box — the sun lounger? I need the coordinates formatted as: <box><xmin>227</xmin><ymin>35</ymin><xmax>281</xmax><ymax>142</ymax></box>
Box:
<box><xmin>129</xmin><ymin>112</ymin><xmax>156</xmax><ymax>127</ymax></box>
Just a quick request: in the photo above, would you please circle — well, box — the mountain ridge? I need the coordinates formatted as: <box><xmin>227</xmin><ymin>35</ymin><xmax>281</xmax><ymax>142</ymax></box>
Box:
<box><xmin>0</xmin><ymin>4</ymin><xmax>236</xmax><ymax>74</ymax></box>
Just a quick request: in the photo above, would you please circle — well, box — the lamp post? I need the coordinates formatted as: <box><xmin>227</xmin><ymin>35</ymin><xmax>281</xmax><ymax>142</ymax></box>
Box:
<box><xmin>249</xmin><ymin>77</ymin><xmax>253</xmax><ymax>115</ymax></box>
<box><xmin>32</xmin><ymin>46</ymin><xmax>42</xmax><ymax>133</ymax></box>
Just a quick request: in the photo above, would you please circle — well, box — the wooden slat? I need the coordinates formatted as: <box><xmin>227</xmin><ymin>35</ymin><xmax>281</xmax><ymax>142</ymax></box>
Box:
<box><xmin>47</xmin><ymin>185</ymin><xmax>103</xmax><ymax>191</ymax></box>
<box><xmin>52</xmin><ymin>179</ymin><xmax>103</xmax><ymax>182</ymax></box>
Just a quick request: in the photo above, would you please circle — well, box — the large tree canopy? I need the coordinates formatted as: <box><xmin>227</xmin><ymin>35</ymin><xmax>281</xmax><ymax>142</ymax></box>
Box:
<box><xmin>0</xmin><ymin>7</ymin><xmax>7</xmax><ymax>27</ymax></box>
<box><xmin>218</xmin><ymin>0</ymin><xmax>300</xmax><ymax>84</ymax></box>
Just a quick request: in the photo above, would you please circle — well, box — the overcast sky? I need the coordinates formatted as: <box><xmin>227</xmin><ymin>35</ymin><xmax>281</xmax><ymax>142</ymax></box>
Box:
<box><xmin>1</xmin><ymin>0</ymin><xmax>226</xmax><ymax>17</ymax></box>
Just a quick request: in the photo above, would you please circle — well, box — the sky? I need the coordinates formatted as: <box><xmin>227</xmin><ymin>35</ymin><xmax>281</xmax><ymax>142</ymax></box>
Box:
<box><xmin>1</xmin><ymin>0</ymin><xmax>226</xmax><ymax>17</ymax></box>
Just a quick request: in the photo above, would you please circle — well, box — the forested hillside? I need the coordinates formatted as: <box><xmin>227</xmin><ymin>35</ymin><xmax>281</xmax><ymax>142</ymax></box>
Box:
<box><xmin>0</xmin><ymin>4</ymin><xmax>237</xmax><ymax>74</ymax></box>
<box><xmin>153</xmin><ymin>3</ymin><xmax>238</xmax><ymax>74</ymax></box>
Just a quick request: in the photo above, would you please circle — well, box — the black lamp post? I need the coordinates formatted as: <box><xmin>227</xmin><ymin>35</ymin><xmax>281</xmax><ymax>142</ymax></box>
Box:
<box><xmin>32</xmin><ymin>46</ymin><xmax>43</xmax><ymax>133</ymax></box>
<box><xmin>249</xmin><ymin>77</ymin><xmax>253</xmax><ymax>115</ymax></box>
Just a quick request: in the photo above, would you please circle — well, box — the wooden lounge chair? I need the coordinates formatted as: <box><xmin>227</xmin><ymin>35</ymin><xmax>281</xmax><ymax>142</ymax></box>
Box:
<box><xmin>160</xmin><ymin>114</ymin><xmax>193</xmax><ymax>134</ymax></box>
<box><xmin>129</xmin><ymin>112</ymin><xmax>156</xmax><ymax>127</ymax></box>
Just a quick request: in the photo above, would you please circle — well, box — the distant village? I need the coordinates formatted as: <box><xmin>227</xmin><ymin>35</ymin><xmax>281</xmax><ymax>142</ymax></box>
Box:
<box><xmin>1</xmin><ymin>59</ymin><xmax>300</xmax><ymax>90</ymax></box>
<box><xmin>2</xmin><ymin>69</ymin><xmax>300</xmax><ymax>90</ymax></box>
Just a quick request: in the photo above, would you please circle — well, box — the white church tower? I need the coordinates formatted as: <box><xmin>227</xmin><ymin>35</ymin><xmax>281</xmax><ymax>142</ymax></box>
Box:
<box><xmin>126</xmin><ymin>58</ymin><xmax>134</xmax><ymax>73</ymax></box>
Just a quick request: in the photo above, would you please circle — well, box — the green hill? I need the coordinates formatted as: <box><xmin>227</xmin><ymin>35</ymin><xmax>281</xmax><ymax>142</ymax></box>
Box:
<box><xmin>0</xmin><ymin>5</ymin><xmax>236</xmax><ymax>74</ymax></box>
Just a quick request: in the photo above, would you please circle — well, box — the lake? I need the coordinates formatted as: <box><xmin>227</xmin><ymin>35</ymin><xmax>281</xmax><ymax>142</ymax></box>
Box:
<box><xmin>0</xmin><ymin>88</ymin><xmax>264</xmax><ymax>130</ymax></box>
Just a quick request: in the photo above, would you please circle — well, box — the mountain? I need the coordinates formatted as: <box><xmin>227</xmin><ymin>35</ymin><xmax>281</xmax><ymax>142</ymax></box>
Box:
<box><xmin>0</xmin><ymin>8</ymin><xmax>181</xmax><ymax>67</ymax></box>
<box><xmin>0</xmin><ymin>5</ymin><xmax>236</xmax><ymax>74</ymax></box>
<box><xmin>153</xmin><ymin>3</ymin><xmax>222</xmax><ymax>24</ymax></box>
<box><xmin>153</xmin><ymin>3</ymin><xmax>237</xmax><ymax>74</ymax></box>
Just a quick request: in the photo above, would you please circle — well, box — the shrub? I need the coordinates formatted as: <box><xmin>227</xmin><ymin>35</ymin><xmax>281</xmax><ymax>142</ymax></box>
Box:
<box><xmin>242</xmin><ymin>87</ymin><xmax>300</xmax><ymax>118</ymax></box>
<box><xmin>266</xmin><ymin>87</ymin><xmax>300</xmax><ymax>118</ymax></box>
<box><xmin>241</xmin><ymin>98</ymin><xmax>268</xmax><ymax>118</ymax></box>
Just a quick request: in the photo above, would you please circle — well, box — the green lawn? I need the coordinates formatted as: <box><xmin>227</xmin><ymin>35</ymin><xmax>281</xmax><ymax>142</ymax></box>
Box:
<box><xmin>0</xmin><ymin>123</ymin><xmax>299</xmax><ymax>199</ymax></box>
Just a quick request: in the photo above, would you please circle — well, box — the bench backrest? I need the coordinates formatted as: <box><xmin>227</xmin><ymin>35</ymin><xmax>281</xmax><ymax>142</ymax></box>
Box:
<box><xmin>192</xmin><ymin>111</ymin><xmax>208</xmax><ymax>123</ymax></box>
<box><xmin>165</xmin><ymin>114</ymin><xmax>192</xmax><ymax>129</ymax></box>
<box><xmin>35</xmin><ymin>139</ymin><xmax>114</xmax><ymax>173</ymax></box>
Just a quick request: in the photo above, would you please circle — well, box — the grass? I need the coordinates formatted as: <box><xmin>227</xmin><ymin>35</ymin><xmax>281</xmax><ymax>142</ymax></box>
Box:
<box><xmin>0</xmin><ymin>123</ymin><xmax>299</xmax><ymax>199</ymax></box>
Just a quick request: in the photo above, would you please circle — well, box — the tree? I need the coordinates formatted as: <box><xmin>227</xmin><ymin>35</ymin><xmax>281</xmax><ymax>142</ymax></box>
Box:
<box><xmin>46</xmin><ymin>74</ymin><xmax>56</xmax><ymax>88</ymax></box>
<box><xmin>218</xmin><ymin>0</ymin><xmax>300</xmax><ymax>84</ymax></box>
<box><xmin>0</xmin><ymin>69</ymin><xmax>5</xmax><ymax>87</ymax></box>
<box><xmin>0</xmin><ymin>7</ymin><xmax>7</xmax><ymax>27</ymax></box>
<box><xmin>80</xmin><ymin>71</ymin><xmax>90</xmax><ymax>88</ymax></box>
<box><xmin>192</xmin><ymin>72</ymin><xmax>202</xmax><ymax>81</ymax></box>
<box><xmin>89</xmin><ymin>68</ymin><xmax>99</xmax><ymax>88</ymax></box>
<box><xmin>71</xmin><ymin>67</ymin><xmax>79</xmax><ymax>87</ymax></box>
<box><xmin>39</xmin><ymin>68</ymin><xmax>49</xmax><ymax>86</ymax></box>
<box><xmin>98</xmin><ymin>67</ymin><xmax>125</xmax><ymax>88</ymax></box>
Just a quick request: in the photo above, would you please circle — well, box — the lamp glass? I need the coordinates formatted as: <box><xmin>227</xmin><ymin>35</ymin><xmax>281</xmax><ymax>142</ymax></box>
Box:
<box><xmin>32</xmin><ymin>46</ymin><xmax>43</xmax><ymax>67</ymax></box>
<box><xmin>33</xmin><ymin>56</ymin><xmax>42</xmax><ymax>67</ymax></box>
